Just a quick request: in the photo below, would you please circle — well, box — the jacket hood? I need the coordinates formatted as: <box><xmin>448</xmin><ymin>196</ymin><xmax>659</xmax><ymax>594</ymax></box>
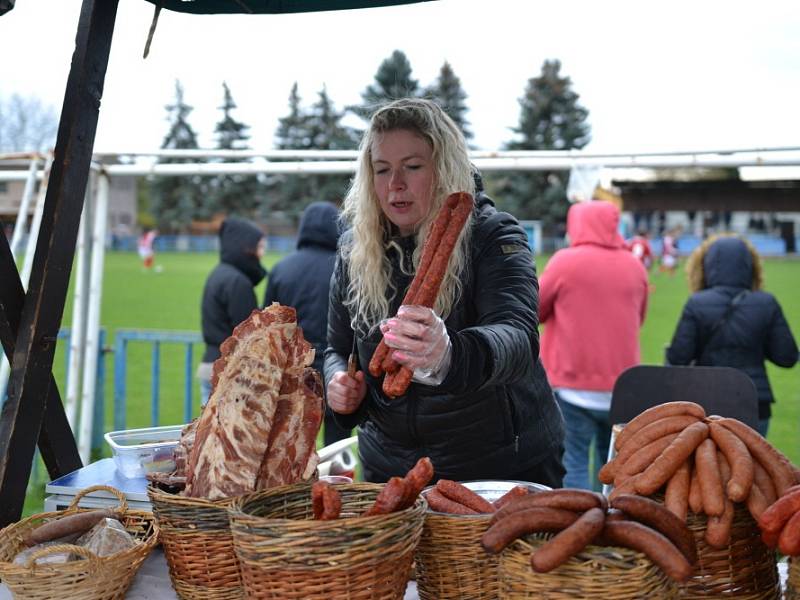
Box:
<box><xmin>219</xmin><ymin>217</ymin><xmax>266</xmax><ymax>285</ymax></box>
<box><xmin>297</xmin><ymin>201</ymin><xmax>340</xmax><ymax>251</ymax></box>
<box><xmin>566</xmin><ymin>200</ymin><xmax>625</xmax><ymax>248</ymax></box>
<box><xmin>703</xmin><ymin>236</ymin><xmax>753</xmax><ymax>289</ymax></box>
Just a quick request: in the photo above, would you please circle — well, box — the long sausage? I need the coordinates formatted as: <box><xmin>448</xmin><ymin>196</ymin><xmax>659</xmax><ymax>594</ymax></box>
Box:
<box><xmin>425</xmin><ymin>488</ymin><xmax>479</xmax><ymax>515</ymax></box>
<box><xmin>436</xmin><ymin>480</ymin><xmax>495</xmax><ymax>514</ymax></box>
<box><xmin>615</xmin><ymin>434</ymin><xmax>679</xmax><ymax>486</ymax></box>
<box><xmin>373</xmin><ymin>193</ymin><xmax>461</xmax><ymax>376</ymax></box>
<box><xmin>363</xmin><ymin>477</ymin><xmax>408</xmax><ymax>516</ymax></box>
<box><xmin>481</xmin><ymin>507</ymin><xmax>580</xmax><ymax>554</ymax></box>
<box><xmin>600</xmin><ymin>520</ymin><xmax>693</xmax><ymax>582</ymax></box>
<box><xmin>493</xmin><ymin>485</ymin><xmax>529</xmax><ymax>510</ymax></box>
<box><xmin>717</xmin><ymin>418</ymin><xmax>796</xmax><ymax>496</ymax></box>
<box><xmin>615</xmin><ymin>415</ymin><xmax>702</xmax><ymax>467</ymax></box>
<box><xmin>709</xmin><ymin>421</ymin><xmax>754</xmax><ymax>502</ymax></box>
<box><xmin>664</xmin><ymin>460</ymin><xmax>691</xmax><ymax>522</ymax></box>
<box><xmin>614</xmin><ymin>402</ymin><xmax>706</xmax><ymax>452</ymax></box>
<box><xmin>778</xmin><ymin>510</ymin><xmax>800</xmax><ymax>556</ymax></box>
<box><xmin>23</xmin><ymin>509</ymin><xmax>119</xmax><ymax>547</ymax></box>
<box><xmin>753</xmin><ymin>460</ymin><xmax>778</xmax><ymax>505</ymax></box>
<box><xmin>758</xmin><ymin>488</ymin><xmax>800</xmax><ymax>534</ymax></box>
<box><xmin>490</xmin><ymin>489</ymin><xmax>604</xmax><ymax>525</ymax></box>
<box><xmin>635</xmin><ymin>421</ymin><xmax>709</xmax><ymax>496</ymax></box>
<box><xmin>398</xmin><ymin>456</ymin><xmax>435</xmax><ymax>509</ymax></box>
<box><xmin>705</xmin><ymin>452</ymin><xmax>733</xmax><ymax>548</ymax></box>
<box><xmin>530</xmin><ymin>507</ymin><xmax>606</xmax><ymax>572</ymax></box>
<box><xmin>688</xmin><ymin>457</ymin><xmax>703</xmax><ymax>514</ymax></box>
<box><xmin>695</xmin><ymin>438</ymin><xmax>725</xmax><ymax>517</ymax></box>
<box><xmin>610</xmin><ymin>494</ymin><xmax>698</xmax><ymax>564</ymax></box>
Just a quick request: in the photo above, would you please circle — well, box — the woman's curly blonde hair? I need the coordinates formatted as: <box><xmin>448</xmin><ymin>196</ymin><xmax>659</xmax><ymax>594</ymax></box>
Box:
<box><xmin>685</xmin><ymin>232</ymin><xmax>763</xmax><ymax>293</ymax></box>
<box><xmin>341</xmin><ymin>98</ymin><xmax>474</xmax><ymax>332</ymax></box>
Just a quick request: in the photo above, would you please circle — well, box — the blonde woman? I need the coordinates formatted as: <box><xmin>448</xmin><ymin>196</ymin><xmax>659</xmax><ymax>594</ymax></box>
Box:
<box><xmin>667</xmin><ymin>234</ymin><xmax>797</xmax><ymax>435</ymax></box>
<box><xmin>324</xmin><ymin>98</ymin><xmax>564</xmax><ymax>486</ymax></box>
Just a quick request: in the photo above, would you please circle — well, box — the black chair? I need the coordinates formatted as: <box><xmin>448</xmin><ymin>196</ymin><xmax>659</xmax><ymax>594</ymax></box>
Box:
<box><xmin>609</xmin><ymin>365</ymin><xmax>759</xmax><ymax>430</ymax></box>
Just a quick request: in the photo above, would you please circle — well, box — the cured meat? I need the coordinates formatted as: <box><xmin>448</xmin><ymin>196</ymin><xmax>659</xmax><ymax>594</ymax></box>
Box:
<box><xmin>184</xmin><ymin>304</ymin><xmax>309</xmax><ymax>500</ymax></box>
<box><xmin>256</xmin><ymin>365</ymin><xmax>324</xmax><ymax>489</ymax></box>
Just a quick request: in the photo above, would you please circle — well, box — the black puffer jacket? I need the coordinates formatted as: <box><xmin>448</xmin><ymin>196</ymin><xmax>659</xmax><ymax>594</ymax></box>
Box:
<box><xmin>201</xmin><ymin>218</ymin><xmax>266</xmax><ymax>363</ymax></box>
<box><xmin>324</xmin><ymin>193</ymin><xmax>564</xmax><ymax>482</ymax></box>
<box><xmin>667</xmin><ymin>237</ymin><xmax>797</xmax><ymax>418</ymax></box>
<box><xmin>264</xmin><ymin>201</ymin><xmax>340</xmax><ymax>372</ymax></box>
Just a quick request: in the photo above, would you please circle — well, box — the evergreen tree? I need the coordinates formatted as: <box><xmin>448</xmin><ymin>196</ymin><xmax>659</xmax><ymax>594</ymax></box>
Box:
<box><xmin>490</xmin><ymin>60</ymin><xmax>591</xmax><ymax>232</ymax></box>
<box><xmin>351</xmin><ymin>50</ymin><xmax>419</xmax><ymax>121</ymax></box>
<box><xmin>150</xmin><ymin>80</ymin><xmax>203</xmax><ymax>232</ymax></box>
<box><xmin>426</xmin><ymin>61</ymin><xmax>472</xmax><ymax>141</ymax></box>
<box><xmin>208</xmin><ymin>82</ymin><xmax>260</xmax><ymax>219</ymax></box>
<box><xmin>265</xmin><ymin>84</ymin><xmax>357</xmax><ymax>219</ymax></box>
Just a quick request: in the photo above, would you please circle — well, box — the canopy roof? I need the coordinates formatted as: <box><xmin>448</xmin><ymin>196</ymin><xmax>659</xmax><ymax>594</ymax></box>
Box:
<box><xmin>141</xmin><ymin>0</ymin><xmax>431</xmax><ymax>15</ymax></box>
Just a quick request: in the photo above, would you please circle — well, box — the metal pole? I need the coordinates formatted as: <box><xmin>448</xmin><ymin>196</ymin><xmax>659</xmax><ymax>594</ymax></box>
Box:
<box><xmin>8</xmin><ymin>156</ymin><xmax>40</xmax><ymax>260</ymax></box>
<box><xmin>65</xmin><ymin>175</ymin><xmax>94</xmax><ymax>428</ymax></box>
<box><xmin>77</xmin><ymin>171</ymin><xmax>109</xmax><ymax>463</ymax></box>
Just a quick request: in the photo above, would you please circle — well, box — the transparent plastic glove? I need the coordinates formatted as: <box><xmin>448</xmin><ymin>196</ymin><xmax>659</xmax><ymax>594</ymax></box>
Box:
<box><xmin>381</xmin><ymin>305</ymin><xmax>452</xmax><ymax>386</ymax></box>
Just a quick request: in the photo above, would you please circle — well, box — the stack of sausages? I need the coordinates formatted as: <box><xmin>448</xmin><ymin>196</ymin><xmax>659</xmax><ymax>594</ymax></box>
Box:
<box><xmin>423</xmin><ymin>480</ymin><xmax>527</xmax><ymax>515</ymax></box>
<box><xmin>599</xmin><ymin>402</ymin><xmax>800</xmax><ymax>549</ymax></box>
<box><xmin>480</xmin><ymin>489</ymin><xmax>695</xmax><ymax>582</ymax></box>
<box><xmin>311</xmin><ymin>457</ymin><xmax>435</xmax><ymax>520</ymax></box>
<box><xmin>368</xmin><ymin>192</ymin><xmax>473</xmax><ymax>398</ymax></box>
<box><xmin>758</xmin><ymin>484</ymin><xmax>800</xmax><ymax>556</ymax></box>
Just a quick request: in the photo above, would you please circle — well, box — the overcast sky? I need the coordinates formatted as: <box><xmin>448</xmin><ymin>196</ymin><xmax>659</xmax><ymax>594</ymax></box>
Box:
<box><xmin>1</xmin><ymin>0</ymin><xmax>799</xmax><ymax>155</ymax></box>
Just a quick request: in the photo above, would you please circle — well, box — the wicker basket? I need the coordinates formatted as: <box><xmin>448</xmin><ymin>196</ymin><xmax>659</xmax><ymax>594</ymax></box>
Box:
<box><xmin>0</xmin><ymin>484</ymin><xmax>158</xmax><ymax>600</ymax></box>
<box><xmin>680</xmin><ymin>503</ymin><xmax>780</xmax><ymax>599</ymax></box>
<box><xmin>499</xmin><ymin>534</ymin><xmax>679</xmax><ymax>599</ymax></box>
<box><xmin>787</xmin><ymin>557</ymin><xmax>799</xmax><ymax>600</ymax></box>
<box><xmin>228</xmin><ymin>482</ymin><xmax>426</xmax><ymax>599</ymax></box>
<box><xmin>148</xmin><ymin>483</ymin><xmax>243</xmax><ymax>599</ymax></box>
<box><xmin>415</xmin><ymin>509</ymin><xmax>496</xmax><ymax>599</ymax></box>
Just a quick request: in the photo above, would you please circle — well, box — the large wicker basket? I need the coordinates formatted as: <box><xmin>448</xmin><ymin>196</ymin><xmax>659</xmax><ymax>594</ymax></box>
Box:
<box><xmin>228</xmin><ymin>482</ymin><xmax>426</xmax><ymax>599</ymax></box>
<box><xmin>787</xmin><ymin>557</ymin><xmax>799</xmax><ymax>600</ymax></box>
<box><xmin>148</xmin><ymin>483</ymin><xmax>243</xmax><ymax>599</ymax></box>
<box><xmin>0</xmin><ymin>484</ymin><xmax>158</xmax><ymax>600</ymax></box>
<box><xmin>499</xmin><ymin>534</ymin><xmax>679</xmax><ymax>599</ymax></box>
<box><xmin>680</xmin><ymin>503</ymin><xmax>780</xmax><ymax>599</ymax></box>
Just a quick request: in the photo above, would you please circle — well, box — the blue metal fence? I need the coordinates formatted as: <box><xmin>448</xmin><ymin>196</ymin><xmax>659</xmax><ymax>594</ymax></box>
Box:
<box><xmin>113</xmin><ymin>329</ymin><xmax>203</xmax><ymax>431</ymax></box>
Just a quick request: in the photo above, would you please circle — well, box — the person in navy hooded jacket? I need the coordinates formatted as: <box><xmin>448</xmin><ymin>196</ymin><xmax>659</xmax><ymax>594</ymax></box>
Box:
<box><xmin>264</xmin><ymin>201</ymin><xmax>350</xmax><ymax>445</ymax></box>
<box><xmin>667</xmin><ymin>234</ymin><xmax>797</xmax><ymax>435</ymax></box>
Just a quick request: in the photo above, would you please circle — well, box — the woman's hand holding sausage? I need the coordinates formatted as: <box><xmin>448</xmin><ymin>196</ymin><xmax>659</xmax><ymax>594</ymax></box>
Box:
<box><xmin>382</xmin><ymin>305</ymin><xmax>452</xmax><ymax>385</ymax></box>
<box><xmin>327</xmin><ymin>370</ymin><xmax>367</xmax><ymax>414</ymax></box>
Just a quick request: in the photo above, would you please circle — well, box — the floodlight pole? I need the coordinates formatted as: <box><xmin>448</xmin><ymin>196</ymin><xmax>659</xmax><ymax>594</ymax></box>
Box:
<box><xmin>0</xmin><ymin>0</ymin><xmax>119</xmax><ymax>527</ymax></box>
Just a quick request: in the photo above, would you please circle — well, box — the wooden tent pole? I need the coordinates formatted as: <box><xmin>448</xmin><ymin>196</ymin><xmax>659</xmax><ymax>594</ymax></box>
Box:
<box><xmin>0</xmin><ymin>234</ymin><xmax>82</xmax><ymax>481</ymax></box>
<box><xmin>0</xmin><ymin>0</ymin><xmax>119</xmax><ymax>527</ymax></box>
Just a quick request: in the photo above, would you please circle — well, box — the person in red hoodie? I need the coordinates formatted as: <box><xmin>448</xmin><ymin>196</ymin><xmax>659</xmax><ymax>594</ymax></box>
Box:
<box><xmin>539</xmin><ymin>200</ymin><xmax>649</xmax><ymax>490</ymax></box>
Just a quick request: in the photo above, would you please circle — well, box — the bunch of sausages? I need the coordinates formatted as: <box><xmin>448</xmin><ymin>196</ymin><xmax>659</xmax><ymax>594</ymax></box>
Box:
<box><xmin>311</xmin><ymin>457</ymin><xmax>434</xmax><ymax>520</ymax></box>
<box><xmin>424</xmin><ymin>480</ymin><xmax>527</xmax><ymax>515</ymax></box>
<box><xmin>599</xmin><ymin>402</ymin><xmax>800</xmax><ymax>549</ymax></box>
<box><xmin>368</xmin><ymin>192</ymin><xmax>473</xmax><ymax>398</ymax></box>
<box><xmin>479</xmin><ymin>489</ymin><xmax>696</xmax><ymax>582</ymax></box>
<box><xmin>758</xmin><ymin>484</ymin><xmax>800</xmax><ymax>556</ymax></box>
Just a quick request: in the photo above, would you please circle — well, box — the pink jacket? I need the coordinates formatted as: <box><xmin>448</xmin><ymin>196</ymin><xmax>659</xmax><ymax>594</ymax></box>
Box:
<box><xmin>539</xmin><ymin>201</ymin><xmax>649</xmax><ymax>391</ymax></box>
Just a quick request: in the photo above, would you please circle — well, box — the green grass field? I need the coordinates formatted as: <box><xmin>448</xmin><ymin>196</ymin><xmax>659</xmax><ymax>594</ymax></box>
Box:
<box><xmin>22</xmin><ymin>250</ymin><xmax>800</xmax><ymax>515</ymax></box>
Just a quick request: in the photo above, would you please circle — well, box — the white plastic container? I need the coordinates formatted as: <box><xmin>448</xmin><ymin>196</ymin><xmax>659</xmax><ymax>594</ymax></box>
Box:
<box><xmin>104</xmin><ymin>424</ymin><xmax>184</xmax><ymax>478</ymax></box>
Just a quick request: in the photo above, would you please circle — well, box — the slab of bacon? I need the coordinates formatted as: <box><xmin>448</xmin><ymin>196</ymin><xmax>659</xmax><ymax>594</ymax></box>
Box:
<box><xmin>177</xmin><ymin>303</ymin><xmax>323</xmax><ymax>500</ymax></box>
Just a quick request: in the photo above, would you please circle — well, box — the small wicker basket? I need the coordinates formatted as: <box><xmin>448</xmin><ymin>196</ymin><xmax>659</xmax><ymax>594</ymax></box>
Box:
<box><xmin>228</xmin><ymin>482</ymin><xmax>426</xmax><ymax>600</ymax></box>
<box><xmin>681</xmin><ymin>503</ymin><xmax>780</xmax><ymax>599</ymax></box>
<box><xmin>499</xmin><ymin>534</ymin><xmax>679</xmax><ymax>599</ymax></box>
<box><xmin>415</xmin><ymin>510</ymin><xmax>496</xmax><ymax>599</ymax></box>
<box><xmin>787</xmin><ymin>557</ymin><xmax>799</xmax><ymax>600</ymax></box>
<box><xmin>0</xmin><ymin>484</ymin><xmax>158</xmax><ymax>600</ymax></box>
<box><xmin>148</xmin><ymin>483</ymin><xmax>243</xmax><ymax>599</ymax></box>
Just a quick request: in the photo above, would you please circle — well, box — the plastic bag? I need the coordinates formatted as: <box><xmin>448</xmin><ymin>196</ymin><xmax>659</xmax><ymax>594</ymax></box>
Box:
<box><xmin>75</xmin><ymin>517</ymin><xmax>136</xmax><ymax>557</ymax></box>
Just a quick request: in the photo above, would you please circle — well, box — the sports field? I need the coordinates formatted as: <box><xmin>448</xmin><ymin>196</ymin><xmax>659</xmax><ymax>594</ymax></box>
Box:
<box><xmin>22</xmin><ymin>249</ymin><xmax>800</xmax><ymax>514</ymax></box>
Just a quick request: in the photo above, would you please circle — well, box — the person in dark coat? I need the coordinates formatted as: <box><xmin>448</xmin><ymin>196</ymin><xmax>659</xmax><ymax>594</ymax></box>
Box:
<box><xmin>324</xmin><ymin>98</ymin><xmax>565</xmax><ymax>486</ymax></box>
<box><xmin>264</xmin><ymin>201</ymin><xmax>350</xmax><ymax>446</ymax></box>
<box><xmin>667</xmin><ymin>234</ymin><xmax>797</xmax><ymax>435</ymax></box>
<box><xmin>198</xmin><ymin>217</ymin><xmax>267</xmax><ymax>405</ymax></box>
